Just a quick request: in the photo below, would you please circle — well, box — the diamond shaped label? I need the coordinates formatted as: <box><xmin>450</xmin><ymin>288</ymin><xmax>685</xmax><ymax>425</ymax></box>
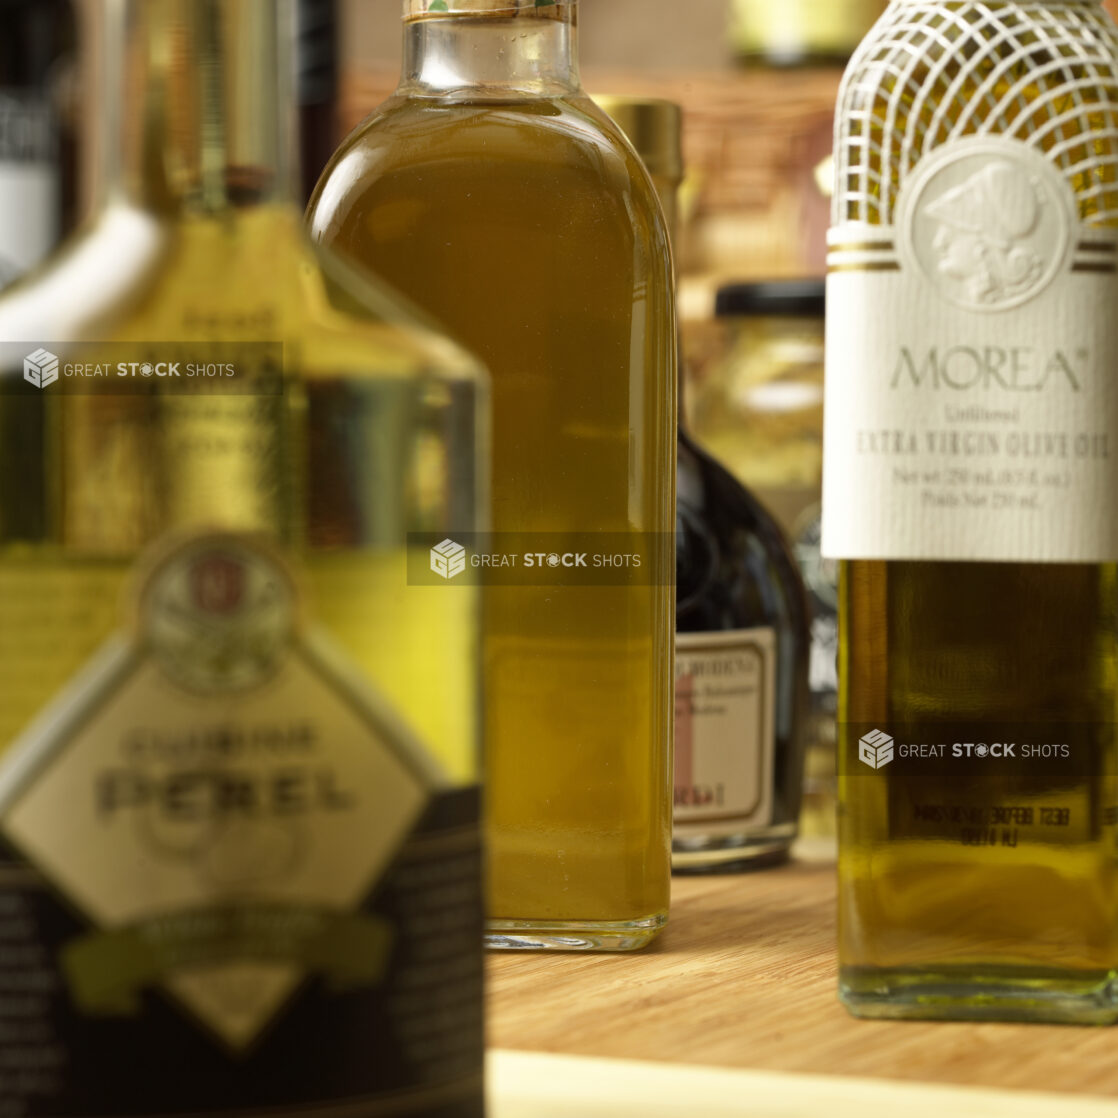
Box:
<box><xmin>0</xmin><ymin>538</ymin><xmax>443</xmax><ymax>1050</ymax></box>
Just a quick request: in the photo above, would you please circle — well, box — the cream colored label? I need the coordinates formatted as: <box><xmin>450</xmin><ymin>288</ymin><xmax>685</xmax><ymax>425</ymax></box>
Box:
<box><xmin>674</xmin><ymin>628</ymin><xmax>775</xmax><ymax>833</ymax></box>
<box><xmin>0</xmin><ymin>536</ymin><xmax>442</xmax><ymax>1050</ymax></box>
<box><xmin>0</xmin><ymin>164</ymin><xmax>56</xmax><ymax>288</ymax></box>
<box><xmin>823</xmin><ymin>136</ymin><xmax>1118</xmax><ymax>562</ymax></box>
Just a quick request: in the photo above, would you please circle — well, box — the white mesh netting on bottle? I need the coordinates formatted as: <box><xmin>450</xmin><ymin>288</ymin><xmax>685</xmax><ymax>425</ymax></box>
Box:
<box><xmin>835</xmin><ymin>1</ymin><xmax>1118</xmax><ymax>227</ymax></box>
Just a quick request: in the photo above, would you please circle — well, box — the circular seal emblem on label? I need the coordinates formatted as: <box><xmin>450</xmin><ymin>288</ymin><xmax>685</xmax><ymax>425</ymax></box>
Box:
<box><xmin>898</xmin><ymin>137</ymin><xmax>1076</xmax><ymax>312</ymax></box>
<box><xmin>140</xmin><ymin>535</ymin><xmax>297</xmax><ymax>694</ymax></box>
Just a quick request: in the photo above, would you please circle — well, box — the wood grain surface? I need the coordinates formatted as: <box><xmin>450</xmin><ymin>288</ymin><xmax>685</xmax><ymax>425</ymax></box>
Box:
<box><xmin>487</xmin><ymin>862</ymin><xmax>1118</xmax><ymax>1097</ymax></box>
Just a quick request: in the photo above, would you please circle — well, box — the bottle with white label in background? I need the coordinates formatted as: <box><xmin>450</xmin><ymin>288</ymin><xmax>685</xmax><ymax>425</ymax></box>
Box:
<box><xmin>0</xmin><ymin>1</ymin><xmax>487</xmax><ymax>1114</ymax></box>
<box><xmin>594</xmin><ymin>96</ymin><xmax>811</xmax><ymax>872</ymax></box>
<box><xmin>0</xmin><ymin>0</ymin><xmax>76</xmax><ymax>289</ymax></box>
<box><xmin>827</xmin><ymin>0</ymin><xmax>1118</xmax><ymax>1022</ymax></box>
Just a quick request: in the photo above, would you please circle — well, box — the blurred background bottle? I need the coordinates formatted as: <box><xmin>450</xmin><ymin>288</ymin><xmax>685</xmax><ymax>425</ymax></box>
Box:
<box><xmin>0</xmin><ymin>0</ymin><xmax>486</xmax><ymax>1111</ymax></box>
<box><xmin>0</xmin><ymin>0</ymin><xmax>77</xmax><ymax>288</ymax></box>
<box><xmin>729</xmin><ymin>0</ymin><xmax>886</xmax><ymax>67</ymax></box>
<box><xmin>689</xmin><ymin>281</ymin><xmax>834</xmax><ymax>837</ymax></box>
<box><xmin>597</xmin><ymin>94</ymin><xmax>810</xmax><ymax>872</ymax></box>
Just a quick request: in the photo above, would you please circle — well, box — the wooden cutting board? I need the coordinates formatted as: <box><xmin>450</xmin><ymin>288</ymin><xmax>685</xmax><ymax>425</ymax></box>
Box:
<box><xmin>488</xmin><ymin>859</ymin><xmax>1118</xmax><ymax>1099</ymax></box>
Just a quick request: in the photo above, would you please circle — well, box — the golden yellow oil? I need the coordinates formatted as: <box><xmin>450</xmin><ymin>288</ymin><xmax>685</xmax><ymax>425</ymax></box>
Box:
<box><xmin>833</xmin><ymin>2</ymin><xmax>1118</xmax><ymax>1019</ymax></box>
<box><xmin>309</xmin><ymin>95</ymin><xmax>676</xmax><ymax>936</ymax></box>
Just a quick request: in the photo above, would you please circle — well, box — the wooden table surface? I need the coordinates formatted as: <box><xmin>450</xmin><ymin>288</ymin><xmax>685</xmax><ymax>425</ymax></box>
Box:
<box><xmin>487</xmin><ymin>859</ymin><xmax>1118</xmax><ymax>1098</ymax></box>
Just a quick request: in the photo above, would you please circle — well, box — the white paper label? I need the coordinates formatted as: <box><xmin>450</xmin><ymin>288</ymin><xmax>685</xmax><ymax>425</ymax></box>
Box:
<box><xmin>823</xmin><ymin>135</ymin><xmax>1118</xmax><ymax>562</ymax></box>
<box><xmin>0</xmin><ymin>164</ymin><xmax>56</xmax><ymax>287</ymax></box>
<box><xmin>0</xmin><ymin>93</ymin><xmax>58</xmax><ymax>288</ymax></box>
<box><xmin>673</xmin><ymin>627</ymin><xmax>775</xmax><ymax>834</ymax></box>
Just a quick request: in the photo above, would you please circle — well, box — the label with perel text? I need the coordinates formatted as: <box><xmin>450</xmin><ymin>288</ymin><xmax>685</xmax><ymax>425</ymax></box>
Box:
<box><xmin>0</xmin><ymin>534</ymin><xmax>484</xmax><ymax>1116</ymax></box>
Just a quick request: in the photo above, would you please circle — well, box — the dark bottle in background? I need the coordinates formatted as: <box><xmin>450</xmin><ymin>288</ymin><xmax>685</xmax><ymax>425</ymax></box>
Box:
<box><xmin>296</xmin><ymin>0</ymin><xmax>340</xmax><ymax>204</ymax></box>
<box><xmin>675</xmin><ymin>429</ymin><xmax>811</xmax><ymax>870</ymax></box>
<box><xmin>0</xmin><ymin>0</ymin><xmax>76</xmax><ymax>289</ymax></box>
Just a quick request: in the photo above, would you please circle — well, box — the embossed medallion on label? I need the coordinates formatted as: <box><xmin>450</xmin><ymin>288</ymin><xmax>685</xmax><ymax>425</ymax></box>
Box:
<box><xmin>898</xmin><ymin>137</ymin><xmax>1076</xmax><ymax>312</ymax></box>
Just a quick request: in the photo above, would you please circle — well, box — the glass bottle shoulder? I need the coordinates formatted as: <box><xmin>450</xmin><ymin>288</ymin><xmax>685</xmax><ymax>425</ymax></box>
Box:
<box><xmin>307</xmin><ymin>90</ymin><xmax>671</xmax><ymax>259</ymax></box>
<box><xmin>0</xmin><ymin>200</ymin><xmax>486</xmax><ymax>391</ymax></box>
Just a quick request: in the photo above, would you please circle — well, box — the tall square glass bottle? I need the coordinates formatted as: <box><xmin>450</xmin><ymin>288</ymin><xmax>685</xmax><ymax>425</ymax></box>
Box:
<box><xmin>827</xmin><ymin>0</ymin><xmax>1118</xmax><ymax>1022</ymax></box>
<box><xmin>309</xmin><ymin>0</ymin><xmax>676</xmax><ymax>951</ymax></box>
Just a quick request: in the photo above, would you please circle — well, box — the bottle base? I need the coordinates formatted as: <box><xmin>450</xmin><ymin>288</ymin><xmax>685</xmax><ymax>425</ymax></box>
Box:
<box><xmin>840</xmin><ymin>966</ymin><xmax>1118</xmax><ymax>1025</ymax></box>
<box><xmin>484</xmin><ymin>911</ymin><xmax>667</xmax><ymax>952</ymax></box>
<box><xmin>672</xmin><ymin>825</ymin><xmax>796</xmax><ymax>873</ymax></box>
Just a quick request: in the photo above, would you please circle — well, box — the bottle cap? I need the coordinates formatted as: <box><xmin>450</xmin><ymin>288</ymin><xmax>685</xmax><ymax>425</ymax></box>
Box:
<box><xmin>715</xmin><ymin>280</ymin><xmax>825</xmax><ymax>318</ymax></box>
<box><xmin>404</xmin><ymin>0</ymin><xmax>567</xmax><ymax>19</ymax></box>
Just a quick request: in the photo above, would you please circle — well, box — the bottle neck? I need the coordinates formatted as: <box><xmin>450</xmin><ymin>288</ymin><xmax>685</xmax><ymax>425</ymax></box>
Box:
<box><xmin>400</xmin><ymin>2</ymin><xmax>580</xmax><ymax>99</ymax></box>
<box><xmin>107</xmin><ymin>0</ymin><xmax>298</xmax><ymax>216</ymax></box>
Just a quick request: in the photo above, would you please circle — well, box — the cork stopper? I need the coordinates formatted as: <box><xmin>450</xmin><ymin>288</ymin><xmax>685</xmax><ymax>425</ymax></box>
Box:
<box><xmin>405</xmin><ymin>0</ymin><xmax>568</xmax><ymax>19</ymax></box>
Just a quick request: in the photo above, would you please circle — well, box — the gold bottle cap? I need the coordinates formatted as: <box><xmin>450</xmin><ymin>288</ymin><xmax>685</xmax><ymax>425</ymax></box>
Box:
<box><xmin>404</xmin><ymin>0</ymin><xmax>567</xmax><ymax>19</ymax></box>
<box><xmin>593</xmin><ymin>96</ymin><xmax>684</xmax><ymax>186</ymax></box>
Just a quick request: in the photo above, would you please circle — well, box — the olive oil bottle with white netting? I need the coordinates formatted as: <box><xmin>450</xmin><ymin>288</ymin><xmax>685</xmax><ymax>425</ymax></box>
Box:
<box><xmin>827</xmin><ymin>0</ymin><xmax>1118</xmax><ymax>1022</ymax></box>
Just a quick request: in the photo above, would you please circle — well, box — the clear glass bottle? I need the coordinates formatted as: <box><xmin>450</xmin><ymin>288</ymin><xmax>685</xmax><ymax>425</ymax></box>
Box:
<box><xmin>0</xmin><ymin>0</ymin><xmax>487</xmax><ymax>1112</ymax></box>
<box><xmin>828</xmin><ymin>0</ymin><xmax>1118</xmax><ymax>1022</ymax></box>
<box><xmin>596</xmin><ymin>96</ymin><xmax>811</xmax><ymax>872</ymax></box>
<box><xmin>309</xmin><ymin>0</ymin><xmax>676</xmax><ymax>951</ymax></box>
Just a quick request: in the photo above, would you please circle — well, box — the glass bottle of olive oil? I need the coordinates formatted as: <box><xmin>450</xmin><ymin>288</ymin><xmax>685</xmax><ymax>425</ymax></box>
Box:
<box><xmin>309</xmin><ymin>0</ymin><xmax>676</xmax><ymax>951</ymax></box>
<box><xmin>827</xmin><ymin>0</ymin><xmax>1118</xmax><ymax>1022</ymax></box>
<box><xmin>0</xmin><ymin>0</ymin><xmax>487</xmax><ymax>1112</ymax></box>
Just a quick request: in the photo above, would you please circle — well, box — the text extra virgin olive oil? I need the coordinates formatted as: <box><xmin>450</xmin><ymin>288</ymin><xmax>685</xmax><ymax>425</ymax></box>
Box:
<box><xmin>827</xmin><ymin>0</ymin><xmax>1118</xmax><ymax>1022</ymax></box>
<box><xmin>309</xmin><ymin>0</ymin><xmax>677</xmax><ymax>951</ymax></box>
<box><xmin>0</xmin><ymin>0</ymin><xmax>487</xmax><ymax>1112</ymax></box>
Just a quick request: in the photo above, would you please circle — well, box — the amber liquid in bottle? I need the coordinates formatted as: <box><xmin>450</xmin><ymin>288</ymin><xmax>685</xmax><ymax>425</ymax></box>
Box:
<box><xmin>309</xmin><ymin>5</ymin><xmax>675</xmax><ymax>949</ymax></box>
<box><xmin>830</xmin><ymin>0</ymin><xmax>1118</xmax><ymax>1022</ymax></box>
